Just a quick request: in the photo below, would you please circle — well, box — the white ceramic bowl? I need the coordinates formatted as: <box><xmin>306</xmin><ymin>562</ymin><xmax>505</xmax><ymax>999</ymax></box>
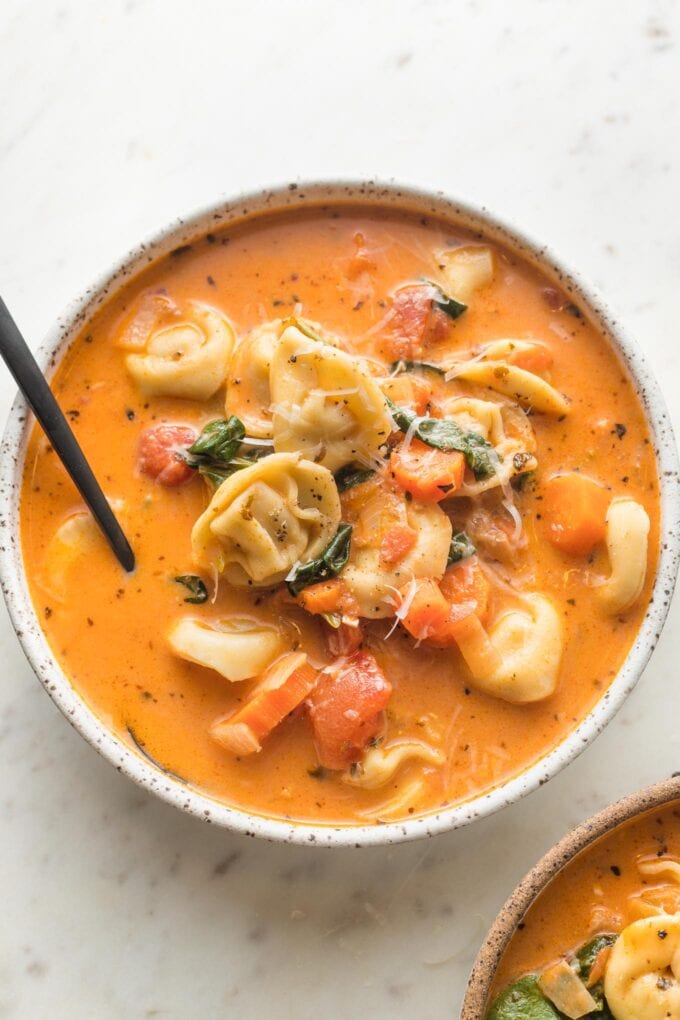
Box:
<box><xmin>1</xmin><ymin>180</ymin><xmax>678</xmax><ymax>847</ymax></box>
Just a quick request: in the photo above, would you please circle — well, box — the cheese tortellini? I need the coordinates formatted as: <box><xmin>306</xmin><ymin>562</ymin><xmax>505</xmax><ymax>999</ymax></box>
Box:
<box><xmin>456</xmin><ymin>593</ymin><xmax>564</xmax><ymax>703</ymax></box>
<box><xmin>604</xmin><ymin>915</ymin><xmax>680</xmax><ymax>1020</ymax></box>
<box><xmin>449</xmin><ymin>348</ymin><xmax>569</xmax><ymax>415</ymax></box>
<box><xmin>342</xmin><ymin>499</ymin><xmax>452</xmax><ymax>618</ymax></box>
<box><xmin>599</xmin><ymin>498</ymin><xmax>650</xmax><ymax>614</ymax></box>
<box><xmin>270</xmin><ymin>326</ymin><xmax>393</xmax><ymax>471</ymax></box>
<box><xmin>225</xmin><ymin>318</ymin><xmax>334</xmax><ymax>438</ymax></box>
<box><xmin>125</xmin><ymin>301</ymin><xmax>234</xmax><ymax>400</ymax></box>
<box><xmin>168</xmin><ymin>617</ymin><xmax>284</xmax><ymax>682</ymax></box>
<box><xmin>191</xmin><ymin>452</ymin><xmax>341</xmax><ymax>587</ymax></box>
<box><xmin>343</xmin><ymin>740</ymin><xmax>444</xmax><ymax>789</ymax></box>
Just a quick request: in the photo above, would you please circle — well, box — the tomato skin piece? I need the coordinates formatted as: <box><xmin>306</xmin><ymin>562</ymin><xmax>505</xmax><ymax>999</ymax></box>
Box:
<box><xmin>137</xmin><ymin>424</ymin><xmax>197</xmax><ymax>486</ymax></box>
<box><xmin>381</xmin><ymin>284</ymin><xmax>450</xmax><ymax>360</ymax></box>
<box><xmin>426</xmin><ymin>558</ymin><xmax>492</xmax><ymax>648</ymax></box>
<box><xmin>307</xmin><ymin>651</ymin><xmax>392</xmax><ymax>770</ymax></box>
<box><xmin>399</xmin><ymin>578</ymin><xmax>450</xmax><ymax>641</ymax></box>
<box><xmin>380</xmin><ymin>524</ymin><xmax>418</xmax><ymax>565</ymax></box>
<box><xmin>390</xmin><ymin>438</ymin><xmax>466</xmax><ymax>502</ymax></box>
<box><xmin>542</xmin><ymin>472</ymin><xmax>610</xmax><ymax>556</ymax></box>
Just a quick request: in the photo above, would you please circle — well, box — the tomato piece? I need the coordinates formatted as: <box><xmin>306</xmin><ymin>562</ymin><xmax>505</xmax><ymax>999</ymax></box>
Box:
<box><xmin>390</xmin><ymin>438</ymin><xmax>466</xmax><ymax>502</ymax></box>
<box><xmin>508</xmin><ymin>344</ymin><xmax>554</xmax><ymax>375</ymax></box>
<box><xmin>380</xmin><ymin>524</ymin><xmax>418</xmax><ymax>565</ymax></box>
<box><xmin>308</xmin><ymin>651</ymin><xmax>392</xmax><ymax>769</ymax></box>
<box><xmin>381</xmin><ymin>284</ymin><xmax>451</xmax><ymax>360</ymax></box>
<box><xmin>427</xmin><ymin>558</ymin><xmax>492</xmax><ymax>648</ymax></box>
<box><xmin>137</xmin><ymin>424</ymin><xmax>197</xmax><ymax>486</ymax></box>
<box><xmin>399</xmin><ymin>578</ymin><xmax>451</xmax><ymax>641</ymax></box>
<box><xmin>211</xmin><ymin>652</ymin><xmax>319</xmax><ymax>755</ymax></box>
<box><xmin>542</xmin><ymin>472</ymin><xmax>610</xmax><ymax>556</ymax></box>
<box><xmin>324</xmin><ymin>620</ymin><xmax>364</xmax><ymax>657</ymax></box>
<box><xmin>298</xmin><ymin>579</ymin><xmax>360</xmax><ymax>618</ymax></box>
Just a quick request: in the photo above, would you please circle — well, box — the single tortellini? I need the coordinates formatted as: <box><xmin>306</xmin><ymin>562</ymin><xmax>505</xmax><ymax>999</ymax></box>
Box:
<box><xmin>604</xmin><ymin>915</ymin><xmax>680</xmax><ymax>1020</ymax></box>
<box><xmin>191</xmin><ymin>452</ymin><xmax>341</xmax><ymax>587</ymax></box>
<box><xmin>225</xmin><ymin>318</ymin><xmax>334</xmax><ymax>438</ymax></box>
<box><xmin>598</xmin><ymin>498</ymin><xmax>650</xmax><ymax>614</ymax></box>
<box><xmin>439</xmin><ymin>395</ymin><xmax>537</xmax><ymax>496</ymax></box>
<box><xmin>125</xmin><ymin>301</ymin><xmax>234</xmax><ymax>400</ymax></box>
<box><xmin>168</xmin><ymin>617</ymin><xmax>284</xmax><ymax>682</ymax></box>
<box><xmin>343</xmin><ymin>740</ymin><xmax>444</xmax><ymax>789</ymax></box>
<box><xmin>342</xmin><ymin>500</ymin><xmax>452</xmax><ymax>618</ymax></box>
<box><xmin>270</xmin><ymin>326</ymin><xmax>393</xmax><ymax>471</ymax></box>
<box><xmin>456</xmin><ymin>594</ymin><xmax>564</xmax><ymax>703</ymax></box>
<box><xmin>449</xmin><ymin>357</ymin><xmax>569</xmax><ymax>415</ymax></box>
<box><xmin>438</xmin><ymin>245</ymin><xmax>495</xmax><ymax>303</ymax></box>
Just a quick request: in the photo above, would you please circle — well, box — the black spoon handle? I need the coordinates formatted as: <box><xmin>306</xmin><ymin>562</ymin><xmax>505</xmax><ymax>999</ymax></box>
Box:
<box><xmin>0</xmin><ymin>296</ymin><xmax>135</xmax><ymax>572</ymax></box>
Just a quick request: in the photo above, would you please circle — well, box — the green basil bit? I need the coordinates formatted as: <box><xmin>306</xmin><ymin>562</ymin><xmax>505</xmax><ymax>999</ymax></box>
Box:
<box><xmin>287</xmin><ymin>524</ymin><xmax>352</xmax><ymax>597</ymax></box>
<box><xmin>334</xmin><ymin>464</ymin><xmax>375</xmax><ymax>493</ymax></box>
<box><xmin>425</xmin><ymin>279</ymin><xmax>467</xmax><ymax>320</ymax></box>
<box><xmin>386</xmin><ymin>397</ymin><xmax>496</xmax><ymax>481</ymax></box>
<box><xmin>174</xmin><ymin>575</ymin><xmax>208</xmax><ymax>604</ymax></box>
<box><xmin>573</xmin><ymin>934</ymin><xmax>617</xmax><ymax>1015</ymax></box>
<box><xmin>447</xmin><ymin>531</ymin><xmax>476</xmax><ymax>567</ymax></box>
<box><xmin>487</xmin><ymin>975</ymin><xmax>561</xmax><ymax>1020</ymax></box>
<box><xmin>184</xmin><ymin>417</ymin><xmax>270</xmax><ymax>488</ymax></box>
<box><xmin>389</xmin><ymin>359</ymin><xmax>447</xmax><ymax>378</ymax></box>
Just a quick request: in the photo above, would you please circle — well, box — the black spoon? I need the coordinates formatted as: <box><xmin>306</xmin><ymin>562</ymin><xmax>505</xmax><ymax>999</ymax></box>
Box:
<box><xmin>0</xmin><ymin>296</ymin><xmax>135</xmax><ymax>572</ymax></box>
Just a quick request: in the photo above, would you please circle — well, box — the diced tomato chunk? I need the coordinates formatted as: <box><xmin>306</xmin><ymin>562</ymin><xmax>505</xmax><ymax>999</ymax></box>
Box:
<box><xmin>542</xmin><ymin>472</ymin><xmax>610</xmax><ymax>556</ymax></box>
<box><xmin>380</xmin><ymin>284</ymin><xmax>451</xmax><ymax>360</ymax></box>
<box><xmin>298</xmin><ymin>579</ymin><xmax>360</xmax><ymax>619</ymax></box>
<box><xmin>390</xmin><ymin>438</ymin><xmax>466</xmax><ymax>502</ymax></box>
<box><xmin>426</xmin><ymin>558</ymin><xmax>492</xmax><ymax>648</ymax></box>
<box><xmin>324</xmin><ymin>620</ymin><xmax>364</xmax><ymax>657</ymax></box>
<box><xmin>137</xmin><ymin>424</ymin><xmax>197</xmax><ymax>486</ymax></box>
<box><xmin>399</xmin><ymin>578</ymin><xmax>451</xmax><ymax>641</ymax></box>
<box><xmin>380</xmin><ymin>524</ymin><xmax>418</xmax><ymax>565</ymax></box>
<box><xmin>307</xmin><ymin>651</ymin><xmax>392</xmax><ymax>770</ymax></box>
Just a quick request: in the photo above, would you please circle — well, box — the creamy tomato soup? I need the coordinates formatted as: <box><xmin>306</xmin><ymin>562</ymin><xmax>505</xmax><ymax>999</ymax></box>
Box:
<box><xmin>19</xmin><ymin>205</ymin><xmax>659</xmax><ymax>825</ymax></box>
<box><xmin>489</xmin><ymin>800</ymin><xmax>680</xmax><ymax>1019</ymax></box>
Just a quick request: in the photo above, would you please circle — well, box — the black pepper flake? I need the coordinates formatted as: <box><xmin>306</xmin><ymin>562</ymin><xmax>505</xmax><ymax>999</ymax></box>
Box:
<box><xmin>613</xmin><ymin>423</ymin><xmax>627</xmax><ymax>439</ymax></box>
<box><xmin>170</xmin><ymin>244</ymin><xmax>192</xmax><ymax>258</ymax></box>
<box><xmin>206</xmin><ymin>275</ymin><xmax>216</xmax><ymax>287</ymax></box>
<box><xmin>610</xmin><ymin>864</ymin><xmax>621</xmax><ymax>876</ymax></box>
<box><xmin>44</xmin><ymin>606</ymin><xmax>53</xmax><ymax>618</ymax></box>
<box><xmin>565</xmin><ymin>303</ymin><xmax>582</xmax><ymax>318</ymax></box>
<box><xmin>658</xmin><ymin>928</ymin><xmax>668</xmax><ymax>939</ymax></box>
<box><xmin>125</xmin><ymin>408</ymin><xmax>135</xmax><ymax>421</ymax></box>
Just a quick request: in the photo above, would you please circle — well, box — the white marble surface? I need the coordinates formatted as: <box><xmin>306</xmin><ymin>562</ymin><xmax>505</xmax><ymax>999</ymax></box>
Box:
<box><xmin>1</xmin><ymin>1</ymin><xmax>679</xmax><ymax>1016</ymax></box>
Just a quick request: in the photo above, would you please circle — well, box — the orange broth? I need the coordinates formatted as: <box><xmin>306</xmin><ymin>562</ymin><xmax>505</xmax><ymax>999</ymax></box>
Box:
<box><xmin>19</xmin><ymin>205</ymin><xmax>659</xmax><ymax>824</ymax></box>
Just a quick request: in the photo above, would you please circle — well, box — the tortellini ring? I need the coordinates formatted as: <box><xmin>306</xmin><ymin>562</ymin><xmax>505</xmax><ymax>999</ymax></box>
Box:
<box><xmin>191</xmin><ymin>452</ymin><xmax>341</xmax><ymax>588</ymax></box>
<box><xmin>449</xmin><ymin>359</ymin><xmax>569</xmax><ymax>416</ymax></box>
<box><xmin>604</xmin><ymin>915</ymin><xmax>680</xmax><ymax>1020</ymax></box>
<box><xmin>342</xmin><ymin>500</ymin><xmax>452</xmax><ymax>618</ymax></box>
<box><xmin>126</xmin><ymin>301</ymin><xmax>234</xmax><ymax>400</ymax></box>
<box><xmin>343</xmin><ymin>740</ymin><xmax>444</xmax><ymax>789</ymax></box>
<box><xmin>167</xmin><ymin>617</ymin><xmax>285</xmax><ymax>682</ymax></box>
<box><xmin>455</xmin><ymin>593</ymin><xmax>564</xmax><ymax>704</ymax></box>
<box><xmin>270</xmin><ymin>326</ymin><xmax>393</xmax><ymax>472</ymax></box>
<box><xmin>225</xmin><ymin>318</ymin><xmax>334</xmax><ymax>439</ymax></box>
<box><xmin>598</xmin><ymin>498</ymin><xmax>650</xmax><ymax>614</ymax></box>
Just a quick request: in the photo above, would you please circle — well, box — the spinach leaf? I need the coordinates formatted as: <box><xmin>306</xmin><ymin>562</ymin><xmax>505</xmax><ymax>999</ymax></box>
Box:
<box><xmin>426</xmin><ymin>279</ymin><xmax>467</xmax><ymax>320</ymax></box>
<box><xmin>573</xmin><ymin>935</ymin><xmax>617</xmax><ymax>1016</ymax></box>
<box><xmin>334</xmin><ymin>464</ymin><xmax>375</xmax><ymax>493</ymax></box>
<box><xmin>174</xmin><ymin>575</ymin><xmax>208</xmax><ymax>604</ymax></box>
<box><xmin>183</xmin><ymin>417</ymin><xmax>269</xmax><ymax>487</ymax></box>
<box><xmin>487</xmin><ymin>975</ymin><xmax>562</xmax><ymax>1020</ymax></box>
<box><xmin>389</xmin><ymin>359</ymin><xmax>447</xmax><ymax>378</ymax></box>
<box><xmin>447</xmin><ymin>531</ymin><xmax>476</xmax><ymax>567</ymax></box>
<box><xmin>287</xmin><ymin>524</ymin><xmax>352</xmax><ymax>597</ymax></box>
<box><xmin>386</xmin><ymin>398</ymin><xmax>496</xmax><ymax>480</ymax></box>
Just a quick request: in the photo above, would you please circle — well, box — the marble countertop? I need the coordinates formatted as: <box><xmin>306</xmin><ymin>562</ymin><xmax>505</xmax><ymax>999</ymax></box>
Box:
<box><xmin>1</xmin><ymin>1</ymin><xmax>679</xmax><ymax>1016</ymax></box>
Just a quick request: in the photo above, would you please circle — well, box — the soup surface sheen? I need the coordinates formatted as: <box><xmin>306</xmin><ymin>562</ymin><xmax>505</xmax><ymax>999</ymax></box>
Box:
<box><xmin>20</xmin><ymin>205</ymin><xmax>659</xmax><ymax>825</ymax></box>
<box><xmin>489</xmin><ymin>800</ymin><xmax>680</xmax><ymax>1019</ymax></box>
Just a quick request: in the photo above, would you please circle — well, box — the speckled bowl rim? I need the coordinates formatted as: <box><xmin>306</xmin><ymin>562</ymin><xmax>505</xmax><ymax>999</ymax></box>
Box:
<box><xmin>460</xmin><ymin>774</ymin><xmax>680</xmax><ymax>1017</ymax></box>
<box><xmin>0</xmin><ymin>179</ymin><xmax>678</xmax><ymax>847</ymax></box>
